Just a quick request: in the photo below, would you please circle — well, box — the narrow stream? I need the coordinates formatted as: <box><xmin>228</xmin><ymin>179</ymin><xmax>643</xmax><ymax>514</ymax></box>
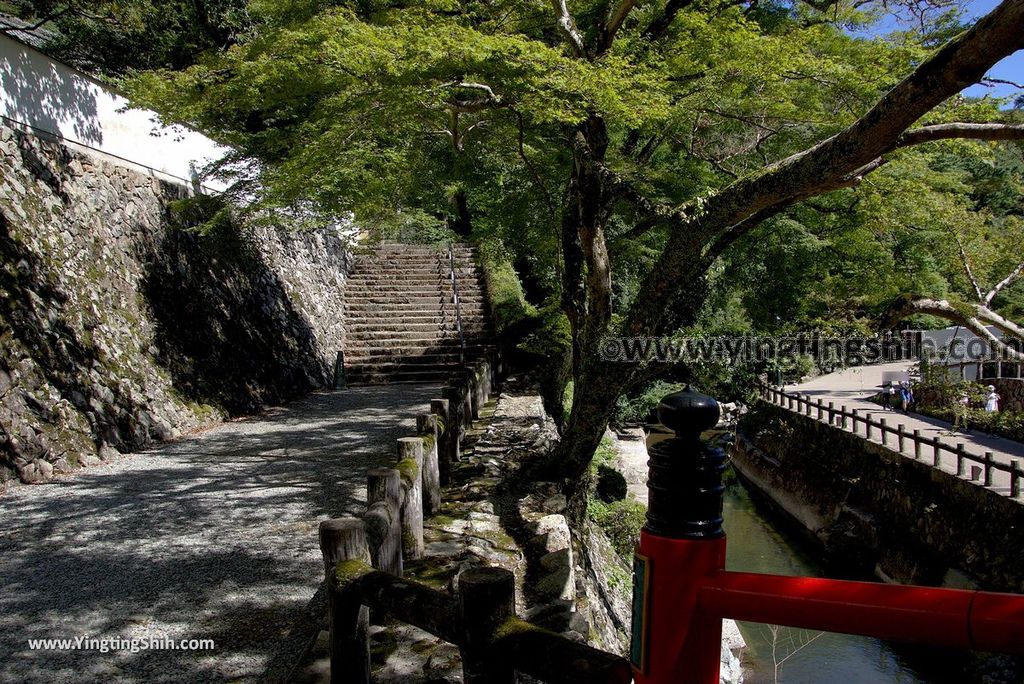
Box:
<box><xmin>722</xmin><ymin>482</ymin><xmax>960</xmax><ymax>684</ymax></box>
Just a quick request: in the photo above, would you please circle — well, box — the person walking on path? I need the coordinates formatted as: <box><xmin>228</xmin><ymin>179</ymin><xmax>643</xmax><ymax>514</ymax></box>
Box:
<box><xmin>985</xmin><ymin>385</ymin><xmax>1001</xmax><ymax>413</ymax></box>
<box><xmin>881</xmin><ymin>382</ymin><xmax>895</xmax><ymax>410</ymax></box>
<box><xmin>951</xmin><ymin>389</ymin><xmax>971</xmax><ymax>434</ymax></box>
<box><xmin>900</xmin><ymin>381</ymin><xmax>914</xmax><ymax>413</ymax></box>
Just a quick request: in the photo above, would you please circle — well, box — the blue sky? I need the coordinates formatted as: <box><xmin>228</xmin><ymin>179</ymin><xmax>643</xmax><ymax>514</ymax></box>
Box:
<box><xmin>959</xmin><ymin>0</ymin><xmax>1023</xmax><ymax>101</ymax></box>
<box><xmin>857</xmin><ymin>0</ymin><xmax>1022</xmax><ymax>103</ymax></box>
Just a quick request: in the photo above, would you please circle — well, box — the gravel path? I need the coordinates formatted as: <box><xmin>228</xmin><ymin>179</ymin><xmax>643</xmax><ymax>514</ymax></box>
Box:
<box><xmin>0</xmin><ymin>385</ymin><xmax>440</xmax><ymax>683</ymax></box>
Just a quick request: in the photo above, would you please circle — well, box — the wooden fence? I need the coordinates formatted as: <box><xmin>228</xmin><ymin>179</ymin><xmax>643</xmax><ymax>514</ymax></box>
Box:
<box><xmin>317</xmin><ymin>347</ymin><xmax>632</xmax><ymax>683</ymax></box>
<box><xmin>758</xmin><ymin>384</ymin><xmax>1023</xmax><ymax>500</ymax></box>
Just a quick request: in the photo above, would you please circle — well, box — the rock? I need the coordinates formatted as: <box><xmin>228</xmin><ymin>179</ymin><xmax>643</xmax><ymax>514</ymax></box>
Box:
<box><xmin>539</xmin><ymin>547</ymin><xmax>572</xmax><ymax>573</ymax></box>
<box><xmin>80</xmin><ymin>453</ymin><xmax>103</xmax><ymax>467</ymax></box>
<box><xmin>98</xmin><ymin>444</ymin><xmax>121</xmax><ymax>461</ymax></box>
<box><xmin>535</xmin><ymin>566</ymin><xmax>575</xmax><ymax>601</ymax></box>
<box><xmin>533</xmin><ymin>514</ymin><xmax>572</xmax><ymax>555</ymax></box>
<box><xmin>596</xmin><ymin>464</ymin><xmax>627</xmax><ymax>502</ymax></box>
<box><xmin>542</xmin><ymin>493</ymin><xmax>567</xmax><ymax>513</ymax></box>
<box><xmin>51</xmin><ymin>457</ymin><xmax>74</xmax><ymax>474</ymax></box>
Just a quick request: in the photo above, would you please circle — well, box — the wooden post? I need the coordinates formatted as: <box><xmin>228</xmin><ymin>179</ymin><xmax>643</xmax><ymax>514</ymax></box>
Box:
<box><xmin>866</xmin><ymin>414</ymin><xmax>873</xmax><ymax>440</ymax></box>
<box><xmin>788</xmin><ymin>394</ymin><xmax>794</xmax><ymax>410</ymax></box>
<box><xmin>458</xmin><ymin>567</ymin><xmax>516</xmax><ymax>684</ymax></box>
<box><xmin>934</xmin><ymin>436</ymin><xmax>942</xmax><ymax>467</ymax></box>
<box><xmin>841</xmin><ymin>406</ymin><xmax>848</xmax><ymax>430</ymax></box>
<box><xmin>851</xmin><ymin>409</ymin><xmax>858</xmax><ymax>434</ymax></box>
<box><xmin>1011</xmin><ymin>461</ymin><xmax>1021</xmax><ymax>498</ymax></box>
<box><xmin>397</xmin><ymin>437</ymin><xmax>425</xmax><ymax>560</ymax></box>
<box><xmin>828</xmin><ymin>401</ymin><xmax>835</xmax><ymax>425</ymax></box>
<box><xmin>319</xmin><ymin>519</ymin><xmax>371</xmax><ymax>684</ymax></box>
<box><xmin>816</xmin><ymin>399</ymin><xmax>823</xmax><ymax>421</ymax></box>
<box><xmin>431</xmin><ymin>398</ymin><xmax>455</xmax><ymax>482</ymax></box>
<box><xmin>898</xmin><ymin>424</ymin><xmax>905</xmax><ymax>453</ymax></box>
<box><xmin>442</xmin><ymin>386</ymin><xmax>464</xmax><ymax>462</ymax></box>
<box><xmin>880</xmin><ymin>418</ymin><xmax>888</xmax><ymax>446</ymax></box>
<box><xmin>914</xmin><ymin>430</ymin><xmax>921</xmax><ymax>460</ymax></box>
<box><xmin>805</xmin><ymin>395</ymin><xmax>813</xmax><ymax>417</ymax></box>
<box><xmin>984</xmin><ymin>452</ymin><xmax>994</xmax><ymax>487</ymax></box>
<box><xmin>365</xmin><ymin>469</ymin><xmax>403</xmax><ymax>577</ymax></box>
<box><xmin>956</xmin><ymin>444</ymin><xmax>966</xmax><ymax>477</ymax></box>
<box><xmin>462</xmin><ymin>373</ymin><xmax>474</xmax><ymax>427</ymax></box>
<box><xmin>418</xmin><ymin>414</ymin><xmax>442</xmax><ymax>516</ymax></box>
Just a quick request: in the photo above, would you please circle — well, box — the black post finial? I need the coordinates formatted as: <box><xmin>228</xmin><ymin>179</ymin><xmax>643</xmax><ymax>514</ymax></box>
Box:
<box><xmin>645</xmin><ymin>386</ymin><xmax>727</xmax><ymax>539</ymax></box>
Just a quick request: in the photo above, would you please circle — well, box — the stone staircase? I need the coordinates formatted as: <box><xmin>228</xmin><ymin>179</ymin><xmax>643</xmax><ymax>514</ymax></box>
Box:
<box><xmin>343</xmin><ymin>243</ymin><xmax>491</xmax><ymax>384</ymax></box>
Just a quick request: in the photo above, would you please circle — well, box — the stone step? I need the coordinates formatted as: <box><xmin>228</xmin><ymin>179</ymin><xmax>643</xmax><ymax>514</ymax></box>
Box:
<box><xmin>345</xmin><ymin>359</ymin><xmax>467</xmax><ymax>374</ymax></box>
<box><xmin>346</xmin><ymin>311</ymin><xmax>488</xmax><ymax>322</ymax></box>
<box><xmin>346</xmin><ymin>342</ymin><xmax>488</xmax><ymax>356</ymax></box>
<box><xmin>350</xmin><ymin>266</ymin><xmax>479</xmax><ymax>277</ymax></box>
<box><xmin>351</xmin><ymin>258</ymin><xmax>478</xmax><ymax>265</ymax></box>
<box><xmin>346</xmin><ymin>352</ymin><xmax>472</xmax><ymax>365</ymax></box>
<box><xmin>345</xmin><ymin>367</ymin><xmax>463</xmax><ymax>385</ymax></box>
<box><xmin>345</xmin><ymin>303</ymin><xmax>487</xmax><ymax>314</ymax></box>
<box><xmin>345</xmin><ymin>296</ymin><xmax>486</xmax><ymax>306</ymax></box>
<box><xmin>346</xmin><ymin>322</ymin><xmax>489</xmax><ymax>334</ymax></box>
<box><xmin>368</xmin><ymin>244</ymin><xmax>474</xmax><ymax>252</ymax></box>
<box><xmin>345</xmin><ymin>282</ymin><xmax>481</xmax><ymax>294</ymax></box>
<box><xmin>348</xmin><ymin>272</ymin><xmax>482</xmax><ymax>282</ymax></box>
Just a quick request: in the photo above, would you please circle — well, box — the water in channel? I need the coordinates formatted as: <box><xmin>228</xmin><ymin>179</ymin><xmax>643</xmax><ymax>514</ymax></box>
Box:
<box><xmin>723</xmin><ymin>482</ymin><xmax>969</xmax><ymax>684</ymax></box>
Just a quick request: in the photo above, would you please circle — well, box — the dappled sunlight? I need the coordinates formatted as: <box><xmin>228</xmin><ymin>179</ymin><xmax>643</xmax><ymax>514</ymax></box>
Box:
<box><xmin>0</xmin><ymin>385</ymin><xmax>441</xmax><ymax>682</ymax></box>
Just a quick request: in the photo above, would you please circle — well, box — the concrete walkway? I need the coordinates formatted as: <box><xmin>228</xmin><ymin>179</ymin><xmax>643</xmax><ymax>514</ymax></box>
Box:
<box><xmin>782</xmin><ymin>362</ymin><xmax>1024</xmax><ymax>499</ymax></box>
<box><xmin>0</xmin><ymin>385</ymin><xmax>440</xmax><ymax>683</ymax></box>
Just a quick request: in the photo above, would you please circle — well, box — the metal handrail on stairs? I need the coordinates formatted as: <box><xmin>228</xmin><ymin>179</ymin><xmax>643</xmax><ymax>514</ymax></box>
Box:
<box><xmin>448</xmin><ymin>243</ymin><xmax>467</xmax><ymax>364</ymax></box>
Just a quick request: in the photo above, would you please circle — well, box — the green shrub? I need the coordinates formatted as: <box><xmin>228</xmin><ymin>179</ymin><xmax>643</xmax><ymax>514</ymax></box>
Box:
<box><xmin>614</xmin><ymin>380</ymin><xmax>687</xmax><ymax>425</ymax></box>
<box><xmin>475</xmin><ymin>237</ymin><xmax>536</xmax><ymax>336</ymax></box>
<box><xmin>589</xmin><ymin>498</ymin><xmax>647</xmax><ymax>561</ymax></box>
<box><xmin>518</xmin><ymin>299</ymin><xmax>573</xmax><ymax>424</ymax></box>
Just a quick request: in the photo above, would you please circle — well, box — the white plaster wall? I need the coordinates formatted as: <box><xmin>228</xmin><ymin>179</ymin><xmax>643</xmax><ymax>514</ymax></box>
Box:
<box><xmin>0</xmin><ymin>33</ymin><xmax>228</xmax><ymax>191</ymax></box>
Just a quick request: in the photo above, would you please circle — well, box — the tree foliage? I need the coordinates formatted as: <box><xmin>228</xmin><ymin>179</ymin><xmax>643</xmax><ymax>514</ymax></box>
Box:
<box><xmin>121</xmin><ymin>0</ymin><xmax>1024</xmax><ymax>485</ymax></box>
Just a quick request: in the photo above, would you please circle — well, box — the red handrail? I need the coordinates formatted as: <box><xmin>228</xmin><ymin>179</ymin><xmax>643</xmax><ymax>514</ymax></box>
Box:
<box><xmin>698</xmin><ymin>570</ymin><xmax>1024</xmax><ymax>654</ymax></box>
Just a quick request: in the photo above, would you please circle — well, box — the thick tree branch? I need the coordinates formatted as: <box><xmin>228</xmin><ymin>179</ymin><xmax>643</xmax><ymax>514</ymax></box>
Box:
<box><xmin>596</xmin><ymin>0</ymin><xmax>638</xmax><ymax>55</ymax></box>
<box><xmin>895</xmin><ymin>122</ymin><xmax>1024</xmax><ymax>148</ymax></box>
<box><xmin>624</xmin><ymin>0</ymin><xmax>1024</xmax><ymax>338</ymax></box>
<box><xmin>888</xmin><ymin>297</ymin><xmax>1024</xmax><ymax>361</ymax></box>
<box><xmin>549</xmin><ymin>0</ymin><xmax>587</xmax><ymax>57</ymax></box>
<box><xmin>986</xmin><ymin>261</ymin><xmax>1024</xmax><ymax>305</ymax></box>
<box><xmin>955</xmin><ymin>235</ymin><xmax>986</xmax><ymax>302</ymax></box>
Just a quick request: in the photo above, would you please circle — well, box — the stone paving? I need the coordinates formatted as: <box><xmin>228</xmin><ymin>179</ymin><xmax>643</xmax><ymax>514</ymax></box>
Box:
<box><xmin>0</xmin><ymin>385</ymin><xmax>440</xmax><ymax>683</ymax></box>
<box><xmin>782</xmin><ymin>362</ymin><xmax>1024</xmax><ymax>500</ymax></box>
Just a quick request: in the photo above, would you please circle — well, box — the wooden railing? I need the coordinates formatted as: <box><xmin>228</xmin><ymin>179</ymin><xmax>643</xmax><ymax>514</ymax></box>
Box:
<box><xmin>758</xmin><ymin>384</ymin><xmax>1023</xmax><ymax>499</ymax></box>
<box><xmin>316</xmin><ymin>348</ymin><xmax>632</xmax><ymax>683</ymax></box>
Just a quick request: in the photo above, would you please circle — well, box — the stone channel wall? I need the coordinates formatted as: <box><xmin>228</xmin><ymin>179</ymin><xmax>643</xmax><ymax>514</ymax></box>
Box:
<box><xmin>0</xmin><ymin>121</ymin><xmax>350</xmax><ymax>487</ymax></box>
<box><xmin>734</xmin><ymin>401</ymin><xmax>1024</xmax><ymax>593</ymax></box>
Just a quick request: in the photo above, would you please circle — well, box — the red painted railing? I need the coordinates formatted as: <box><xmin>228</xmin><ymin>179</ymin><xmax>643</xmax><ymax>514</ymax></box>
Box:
<box><xmin>632</xmin><ymin>387</ymin><xmax>1024</xmax><ymax>684</ymax></box>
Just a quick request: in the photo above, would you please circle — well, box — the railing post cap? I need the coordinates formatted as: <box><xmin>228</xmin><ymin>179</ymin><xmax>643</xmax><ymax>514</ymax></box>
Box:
<box><xmin>658</xmin><ymin>385</ymin><xmax>720</xmax><ymax>437</ymax></box>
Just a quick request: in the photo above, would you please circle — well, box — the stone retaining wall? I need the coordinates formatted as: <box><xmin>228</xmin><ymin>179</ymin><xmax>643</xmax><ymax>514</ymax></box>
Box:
<box><xmin>0</xmin><ymin>122</ymin><xmax>350</xmax><ymax>486</ymax></box>
<box><xmin>734</xmin><ymin>401</ymin><xmax>1024</xmax><ymax>593</ymax></box>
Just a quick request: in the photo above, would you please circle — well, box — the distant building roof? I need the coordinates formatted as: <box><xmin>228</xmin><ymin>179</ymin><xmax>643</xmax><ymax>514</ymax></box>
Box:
<box><xmin>0</xmin><ymin>12</ymin><xmax>57</xmax><ymax>50</ymax></box>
